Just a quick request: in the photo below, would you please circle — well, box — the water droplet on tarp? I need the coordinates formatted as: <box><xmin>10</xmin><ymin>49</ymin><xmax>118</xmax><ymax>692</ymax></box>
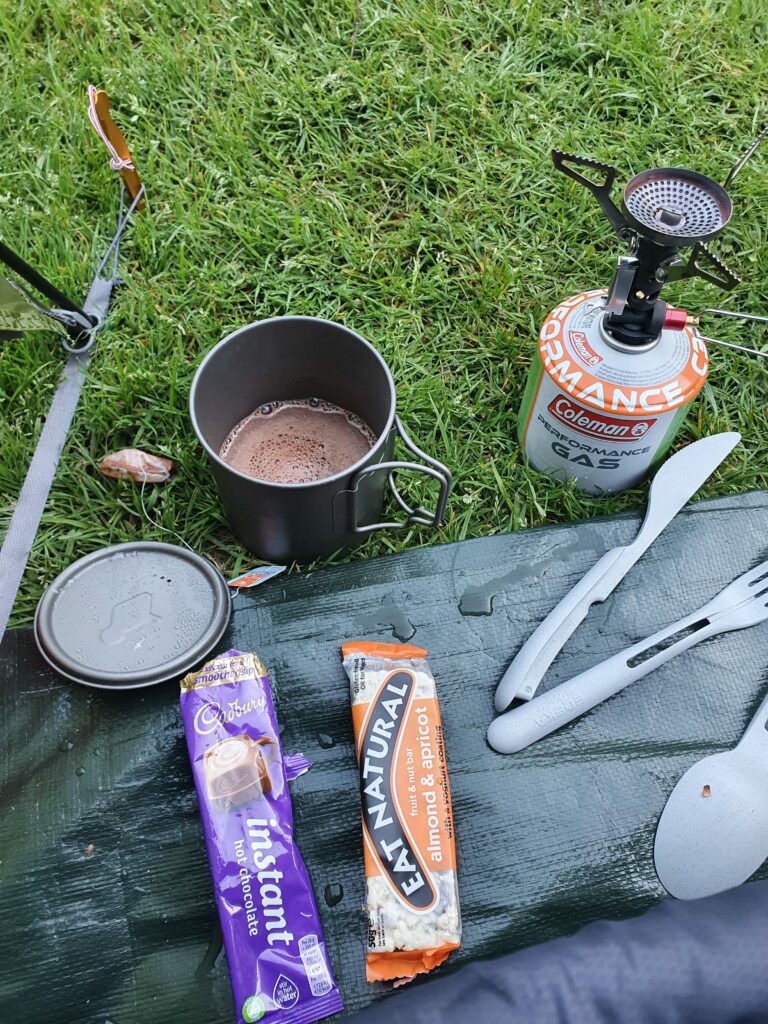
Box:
<box><xmin>459</xmin><ymin>529</ymin><xmax>609</xmax><ymax>616</ymax></box>
<box><xmin>75</xmin><ymin>767</ymin><xmax>85</xmax><ymax>777</ymax></box>
<box><xmin>59</xmin><ymin>739</ymin><xmax>74</xmax><ymax>752</ymax></box>
<box><xmin>357</xmin><ymin>594</ymin><xmax>415</xmax><ymax>642</ymax></box>
<box><xmin>324</xmin><ymin>883</ymin><xmax>343</xmax><ymax>907</ymax></box>
<box><xmin>317</xmin><ymin>733</ymin><xmax>335</xmax><ymax>749</ymax></box>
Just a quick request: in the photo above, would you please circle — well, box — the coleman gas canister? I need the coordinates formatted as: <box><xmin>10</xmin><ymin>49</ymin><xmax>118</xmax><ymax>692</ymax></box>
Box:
<box><xmin>518</xmin><ymin>290</ymin><xmax>709</xmax><ymax>494</ymax></box>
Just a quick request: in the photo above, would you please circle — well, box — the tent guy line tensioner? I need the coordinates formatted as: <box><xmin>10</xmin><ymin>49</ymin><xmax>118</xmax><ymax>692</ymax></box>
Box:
<box><xmin>0</xmin><ymin>87</ymin><xmax>145</xmax><ymax>352</ymax></box>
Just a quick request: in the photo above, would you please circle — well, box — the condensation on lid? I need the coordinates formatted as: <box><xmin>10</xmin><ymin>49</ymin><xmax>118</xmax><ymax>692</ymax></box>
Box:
<box><xmin>34</xmin><ymin>542</ymin><xmax>231</xmax><ymax>689</ymax></box>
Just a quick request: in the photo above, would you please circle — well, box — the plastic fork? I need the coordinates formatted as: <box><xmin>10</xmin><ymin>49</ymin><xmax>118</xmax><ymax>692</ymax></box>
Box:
<box><xmin>487</xmin><ymin>559</ymin><xmax>768</xmax><ymax>754</ymax></box>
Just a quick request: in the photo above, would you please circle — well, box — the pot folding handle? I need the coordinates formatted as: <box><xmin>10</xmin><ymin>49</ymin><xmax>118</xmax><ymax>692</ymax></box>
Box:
<box><xmin>348</xmin><ymin>416</ymin><xmax>452</xmax><ymax>534</ymax></box>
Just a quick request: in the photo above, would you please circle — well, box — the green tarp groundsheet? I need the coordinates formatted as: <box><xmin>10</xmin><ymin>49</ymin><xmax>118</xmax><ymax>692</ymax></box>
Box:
<box><xmin>2</xmin><ymin>491</ymin><xmax>767</xmax><ymax>1023</ymax></box>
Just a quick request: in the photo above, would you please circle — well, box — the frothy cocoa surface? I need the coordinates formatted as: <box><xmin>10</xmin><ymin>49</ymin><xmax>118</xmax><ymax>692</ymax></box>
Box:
<box><xmin>219</xmin><ymin>399</ymin><xmax>377</xmax><ymax>484</ymax></box>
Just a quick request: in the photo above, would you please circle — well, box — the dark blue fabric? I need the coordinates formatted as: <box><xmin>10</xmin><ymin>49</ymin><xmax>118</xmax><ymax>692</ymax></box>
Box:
<box><xmin>350</xmin><ymin>883</ymin><xmax>768</xmax><ymax>1024</ymax></box>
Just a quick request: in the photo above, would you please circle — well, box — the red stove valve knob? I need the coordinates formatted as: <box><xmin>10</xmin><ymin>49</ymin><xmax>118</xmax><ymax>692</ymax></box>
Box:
<box><xmin>663</xmin><ymin>307</ymin><xmax>689</xmax><ymax>331</ymax></box>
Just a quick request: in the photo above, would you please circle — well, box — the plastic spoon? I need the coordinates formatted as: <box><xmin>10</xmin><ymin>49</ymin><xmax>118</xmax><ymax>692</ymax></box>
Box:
<box><xmin>654</xmin><ymin>690</ymin><xmax>768</xmax><ymax>900</ymax></box>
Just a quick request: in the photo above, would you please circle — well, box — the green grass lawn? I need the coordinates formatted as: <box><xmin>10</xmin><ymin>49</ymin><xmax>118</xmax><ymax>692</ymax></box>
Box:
<box><xmin>1</xmin><ymin>0</ymin><xmax>766</xmax><ymax>626</ymax></box>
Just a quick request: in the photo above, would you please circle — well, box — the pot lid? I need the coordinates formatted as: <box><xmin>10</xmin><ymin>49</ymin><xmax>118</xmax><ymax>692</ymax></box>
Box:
<box><xmin>34</xmin><ymin>542</ymin><xmax>231</xmax><ymax>689</ymax></box>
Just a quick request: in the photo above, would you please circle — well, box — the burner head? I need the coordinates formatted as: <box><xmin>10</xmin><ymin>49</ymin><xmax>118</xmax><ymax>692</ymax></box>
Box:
<box><xmin>622</xmin><ymin>168</ymin><xmax>732</xmax><ymax>247</ymax></box>
<box><xmin>551</xmin><ymin>149</ymin><xmax>741</xmax><ymax>347</ymax></box>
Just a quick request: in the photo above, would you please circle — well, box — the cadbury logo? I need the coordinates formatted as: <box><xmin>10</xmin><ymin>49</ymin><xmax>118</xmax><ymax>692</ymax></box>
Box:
<box><xmin>548</xmin><ymin>396</ymin><xmax>656</xmax><ymax>442</ymax></box>
<box><xmin>193</xmin><ymin>696</ymin><xmax>266</xmax><ymax>735</ymax></box>
<box><xmin>359</xmin><ymin>670</ymin><xmax>436</xmax><ymax>911</ymax></box>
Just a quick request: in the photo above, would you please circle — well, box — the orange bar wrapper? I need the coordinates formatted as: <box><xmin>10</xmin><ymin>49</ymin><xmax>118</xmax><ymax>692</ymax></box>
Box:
<box><xmin>341</xmin><ymin>642</ymin><xmax>461</xmax><ymax>983</ymax></box>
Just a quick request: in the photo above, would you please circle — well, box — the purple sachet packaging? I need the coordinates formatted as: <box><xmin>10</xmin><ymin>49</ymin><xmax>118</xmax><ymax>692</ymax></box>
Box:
<box><xmin>180</xmin><ymin>650</ymin><xmax>343</xmax><ymax>1024</ymax></box>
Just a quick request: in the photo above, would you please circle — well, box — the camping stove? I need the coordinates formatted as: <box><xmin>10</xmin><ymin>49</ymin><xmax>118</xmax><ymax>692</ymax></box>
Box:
<box><xmin>519</xmin><ymin>149</ymin><xmax>743</xmax><ymax>494</ymax></box>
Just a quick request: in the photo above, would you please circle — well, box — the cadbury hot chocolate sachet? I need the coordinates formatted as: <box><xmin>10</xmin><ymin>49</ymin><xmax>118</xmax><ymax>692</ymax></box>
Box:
<box><xmin>180</xmin><ymin>650</ymin><xmax>342</xmax><ymax>1024</ymax></box>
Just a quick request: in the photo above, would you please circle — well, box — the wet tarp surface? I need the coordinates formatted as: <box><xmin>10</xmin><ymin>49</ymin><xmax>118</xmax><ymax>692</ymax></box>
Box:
<box><xmin>2</xmin><ymin>491</ymin><xmax>768</xmax><ymax>1024</ymax></box>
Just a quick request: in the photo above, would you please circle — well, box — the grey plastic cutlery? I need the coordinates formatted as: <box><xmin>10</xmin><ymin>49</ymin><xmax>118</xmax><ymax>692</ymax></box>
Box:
<box><xmin>654</xmin><ymin>687</ymin><xmax>768</xmax><ymax>900</ymax></box>
<box><xmin>494</xmin><ymin>432</ymin><xmax>741</xmax><ymax>712</ymax></box>
<box><xmin>487</xmin><ymin>557</ymin><xmax>768</xmax><ymax>754</ymax></box>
